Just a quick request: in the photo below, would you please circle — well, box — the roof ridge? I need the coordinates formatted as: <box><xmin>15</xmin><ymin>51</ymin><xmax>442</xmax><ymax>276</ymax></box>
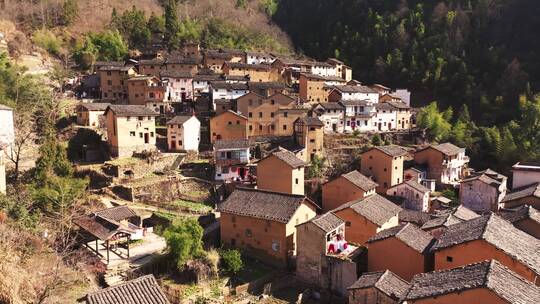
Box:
<box><xmin>237</xmin><ymin>186</ymin><xmax>306</xmax><ymax>198</ymax></box>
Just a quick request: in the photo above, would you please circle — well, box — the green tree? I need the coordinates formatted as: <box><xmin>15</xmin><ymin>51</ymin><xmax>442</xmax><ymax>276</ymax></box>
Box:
<box><xmin>148</xmin><ymin>12</ymin><xmax>165</xmax><ymax>33</ymax></box>
<box><xmin>306</xmin><ymin>155</ymin><xmax>325</xmax><ymax>179</ymax></box>
<box><xmin>164</xmin><ymin>0</ymin><xmax>181</xmax><ymax>50</ymax></box>
<box><xmin>219</xmin><ymin>249</ymin><xmax>243</xmax><ymax>275</ymax></box>
<box><xmin>417</xmin><ymin>102</ymin><xmax>452</xmax><ymax>141</ymax></box>
<box><xmin>62</xmin><ymin>0</ymin><xmax>79</xmax><ymax>25</ymax></box>
<box><xmin>164</xmin><ymin>218</ymin><xmax>205</xmax><ymax>271</ymax></box>
<box><xmin>371</xmin><ymin>134</ymin><xmax>382</xmax><ymax>146</ymax></box>
<box><xmin>111</xmin><ymin>6</ymin><xmax>151</xmax><ymax>48</ymax></box>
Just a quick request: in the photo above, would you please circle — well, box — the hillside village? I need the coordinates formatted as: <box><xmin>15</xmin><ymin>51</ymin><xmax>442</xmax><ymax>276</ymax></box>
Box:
<box><xmin>0</xmin><ymin>5</ymin><xmax>540</xmax><ymax>304</ymax></box>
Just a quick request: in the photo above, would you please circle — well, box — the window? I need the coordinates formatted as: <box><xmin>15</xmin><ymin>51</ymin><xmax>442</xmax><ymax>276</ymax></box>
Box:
<box><xmin>346</xmin><ymin>221</ymin><xmax>351</xmax><ymax>227</ymax></box>
<box><xmin>249</xmin><ymin>125</ymin><xmax>253</xmax><ymax>131</ymax></box>
<box><xmin>139</xmin><ymin>133</ymin><xmax>143</xmax><ymax>138</ymax></box>
<box><xmin>295</xmin><ymin>178</ymin><xmax>299</xmax><ymax>184</ymax></box>
<box><xmin>228</xmin><ymin>121</ymin><xmax>232</xmax><ymax>125</ymax></box>
<box><xmin>249</xmin><ymin>112</ymin><xmax>253</xmax><ymax>118</ymax></box>
<box><xmin>107</xmin><ymin>80</ymin><xmax>112</xmax><ymax>85</ymax></box>
<box><xmin>270</xmin><ymin>113</ymin><xmax>274</xmax><ymax>118</ymax></box>
<box><xmin>236</xmin><ymin>120</ymin><xmax>240</xmax><ymax>125</ymax></box>
<box><xmin>130</xmin><ymin>131</ymin><xmax>135</xmax><ymax>136</ymax></box>
<box><xmin>150</xmin><ymin>132</ymin><xmax>154</xmax><ymax>137</ymax></box>
<box><xmin>446</xmin><ymin>256</ymin><xmax>453</xmax><ymax>263</ymax></box>
<box><xmin>259</xmin><ymin>112</ymin><xmax>263</xmax><ymax>118</ymax></box>
<box><xmin>384</xmin><ymin>182</ymin><xmax>388</xmax><ymax>188</ymax></box>
<box><xmin>222</xmin><ymin>166</ymin><xmax>230</xmax><ymax>174</ymax></box>
<box><xmin>272</xmin><ymin>240</ymin><xmax>280</xmax><ymax>252</ymax></box>
<box><xmin>179</xmin><ymin>140</ymin><xmax>183</xmax><ymax>145</ymax></box>
<box><xmin>259</xmin><ymin>125</ymin><xmax>263</xmax><ymax>131</ymax></box>
<box><xmin>245</xmin><ymin>229</ymin><xmax>252</xmax><ymax>238</ymax></box>
<box><xmin>384</xmin><ymin>168</ymin><xmax>387</xmax><ymax>172</ymax></box>
<box><xmin>284</xmin><ymin>112</ymin><xmax>288</xmax><ymax>117</ymax></box>
<box><xmin>369</xmin><ymin>166</ymin><xmax>372</xmax><ymax>170</ymax></box>
<box><xmin>283</xmin><ymin>125</ymin><xmax>287</xmax><ymax>130</ymax></box>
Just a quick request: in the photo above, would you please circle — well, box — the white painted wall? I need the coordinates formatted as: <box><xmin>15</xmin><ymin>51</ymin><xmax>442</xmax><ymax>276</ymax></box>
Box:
<box><xmin>341</xmin><ymin>92</ymin><xmax>379</xmax><ymax>104</ymax></box>
<box><xmin>387</xmin><ymin>183</ymin><xmax>430</xmax><ymax>212</ymax></box>
<box><xmin>182</xmin><ymin>117</ymin><xmax>201</xmax><ymax>151</ymax></box>
<box><xmin>512</xmin><ymin>170</ymin><xmax>540</xmax><ymax>189</ymax></box>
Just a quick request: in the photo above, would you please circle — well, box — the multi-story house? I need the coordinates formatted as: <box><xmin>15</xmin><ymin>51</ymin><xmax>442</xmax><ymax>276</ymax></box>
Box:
<box><xmin>348</xmin><ymin>270</ymin><xmax>409</xmax><ymax>304</ymax></box>
<box><xmin>137</xmin><ymin>58</ymin><xmax>165</xmax><ymax>77</ymax></box>
<box><xmin>218</xmin><ymin>187</ymin><xmax>318</xmax><ymax>268</ymax></box>
<box><xmin>245</xmin><ymin>51</ymin><xmax>276</xmax><ymax>65</ymax></box>
<box><xmin>414</xmin><ymin>142</ymin><xmax>470</xmax><ymax>185</ymax></box>
<box><xmin>373</xmin><ymin>102</ymin><xmax>397</xmax><ymax>131</ymax></box>
<box><xmin>257</xmin><ymin>150</ymin><xmax>305</xmax><ymax>195</ymax></box>
<box><xmin>387</xmin><ymin>181</ymin><xmax>431</xmax><ymax>212</ymax></box>
<box><xmin>310</xmin><ymin>61</ymin><xmax>338</xmax><ymax>78</ymax></box>
<box><xmin>222</xmin><ymin>62</ymin><xmax>278</xmax><ymax>82</ymax></box>
<box><xmin>192</xmin><ymin>73</ymin><xmax>221</xmax><ymax>95</ymax></box>
<box><xmin>274</xmin><ymin>108</ymin><xmax>308</xmax><ymax>137</ymax></box>
<box><xmin>298</xmin><ymin>73</ymin><xmax>346</xmax><ymax>104</ymax></box>
<box><xmin>296</xmin><ymin>212</ymin><xmax>361</xmax><ymax>296</ymax></box>
<box><xmin>328</xmin><ymin>85</ymin><xmax>379</xmax><ymax>104</ymax></box>
<box><xmin>160</xmin><ymin>70</ymin><xmax>193</xmax><ymax>102</ymax></box>
<box><xmin>203</xmin><ymin>49</ymin><xmax>243</xmax><ymax>73</ymax></box>
<box><xmin>332</xmin><ymin>194</ymin><xmax>402</xmax><ymax>246</ymax></box>
<box><xmin>271</xmin><ymin>57</ymin><xmax>316</xmax><ymax>85</ymax></box>
<box><xmin>402</xmin><ymin>260</ymin><xmax>540</xmax><ymax>304</ymax></box>
<box><xmin>293</xmin><ymin>117</ymin><xmax>324</xmax><ymax>162</ymax></box>
<box><xmin>361</xmin><ymin>145</ymin><xmax>408</xmax><ymax>193</ymax></box>
<box><xmin>248</xmin><ymin>82</ymin><xmax>290</xmax><ymax>97</ymax></box>
<box><xmin>501</xmin><ymin>205</ymin><xmax>540</xmax><ymax>239</ymax></box>
<box><xmin>104</xmin><ymin>105</ymin><xmax>158</xmax><ymax>158</ymax></box>
<box><xmin>213</xmin><ymin>139</ymin><xmax>251</xmax><ymax>181</ymax></box>
<box><xmin>164</xmin><ymin>55</ymin><xmax>198</xmax><ymax>75</ymax></box>
<box><xmin>98</xmin><ymin>65</ymin><xmax>137</xmax><ymax>102</ymax></box>
<box><xmin>341</xmin><ymin>100</ymin><xmax>377</xmax><ymax>133</ymax></box>
<box><xmin>432</xmin><ymin>214</ymin><xmax>540</xmax><ymax>286</ymax></box>
<box><xmin>166</xmin><ymin>115</ymin><xmax>200</xmax><ymax>152</ymax></box>
<box><xmin>511</xmin><ymin>162</ymin><xmax>540</xmax><ymax>189</ymax></box>
<box><xmin>312</xmin><ymin>102</ymin><xmax>345</xmax><ymax>133</ymax></box>
<box><xmin>459</xmin><ymin>169</ymin><xmax>507</xmax><ymax>212</ymax></box>
<box><xmin>209</xmin><ymin>82</ymin><xmax>249</xmax><ymax>111</ymax></box>
<box><xmin>326</xmin><ymin>58</ymin><xmax>352</xmax><ymax>81</ymax></box>
<box><xmin>209</xmin><ymin>110</ymin><xmax>248</xmax><ymax>143</ymax></box>
<box><xmin>367</xmin><ymin>223</ymin><xmax>435</xmax><ymax>281</ymax></box>
<box><xmin>369</xmin><ymin>83</ymin><xmax>391</xmax><ymax>96</ymax></box>
<box><xmin>126</xmin><ymin>76</ymin><xmax>168</xmax><ymax>113</ymax></box>
<box><xmin>0</xmin><ymin>104</ymin><xmax>14</xmax><ymax>194</ymax></box>
<box><xmin>322</xmin><ymin>170</ymin><xmax>378</xmax><ymax>212</ymax></box>
<box><xmin>75</xmin><ymin>103</ymin><xmax>110</xmax><ymax>127</ymax></box>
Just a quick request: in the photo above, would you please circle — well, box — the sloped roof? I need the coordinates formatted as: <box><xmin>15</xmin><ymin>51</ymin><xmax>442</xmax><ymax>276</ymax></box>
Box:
<box><xmin>160</xmin><ymin>70</ymin><xmax>193</xmax><ymax>78</ymax></box>
<box><xmin>462</xmin><ymin>168</ymin><xmax>507</xmax><ymax>188</ymax></box>
<box><xmin>348</xmin><ymin>270</ymin><xmax>409</xmax><ymax>300</ymax></box>
<box><xmin>0</xmin><ymin>104</ymin><xmax>12</xmax><ymax>111</ymax></box>
<box><xmin>318</xmin><ymin>102</ymin><xmax>345</xmax><ymax>110</ymax></box>
<box><xmin>370</xmin><ymin>145</ymin><xmax>408</xmax><ymax>157</ymax></box>
<box><xmin>217</xmin><ymin>187</ymin><xmax>316</xmax><ymax>223</ymax></box>
<box><xmin>300</xmin><ymin>73</ymin><xmax>346</xmax><ymax>82</ymax></box>
<box><xmin>77</xmin><ymin>103</ymin><xmax>111</xmax><ymax>111</ymax></box>
<box><xmin>301</xmin><ymin>212</ymin><xmax>344</xmax><ymax>233</ymax></box>
<box><xmin>225</xmin><ymin>62</ymin><xmax>272</xmax><ymax>70</ymax></box>
<box><xmin>333</xmin><ymin>194</ymin><xmax>402</xmax><ymax>226</ymax></box>
<box><xmin>210</xmin><ymin>81</ymin><xmax>249</xmax><ymax>90</ymax></box>
<box><xmin>421</xmin><ymin>205</ymin><xmax>480</xmax><ymax>230</ymax></box>
<box><xmin>214</xmin><ymin>139</ymin><xmax>250</xmax><ymax>150</ymax></box>
<box><xmin>422</xmin><ymin>142</ymin><xmax>464</xmax><ymax>156</ymax></box>
<box><xmin>501</xmin><ymin>205</ymin><xmax>540</xmax><ymax>224</ymax></box>
<box><xmin>340</xmin><ymin>170</ymin><xmax>378</xmax><ymax>191</ymax></box>
<box><xmin>166</xmin><ymin>115</ymin><xmax>193</xmax><ymax>125</ymax></box>
<box><xmin>381</xmin><ymin>100</ymin><xmax>410</xmax><ymax>109</ymax></box>
<box><xmin>94</xmin><ymin>205</ymin><xmax>137</xmax><ymax>222</ymax></box>
<box><xmin>86</xmin><ymin>275</ymin><xmax>170</xmax><ymax>304</ymax></box>
<box><xmin>265</xmin><ymin>150</ymin><xmax>306</xmax><ymax>168</ymax></box>
<box><xmin>432</xmin><ymin>213</ymin><xmax>540</xmax><ymax>274</ymax></box>
<box><xmin>403</xmin><ymin>180</ymin><xmax>430</xmax><ymax>193</ymax></box>
<box><xmin>332</xmin><ymin>85</ymin><xmax>378</xmax><ymax>94</ymax></box>
<box><xmin>295</xmin><ymin>117</ymin><xmax>324</xmax><ymax>127</ymax></box>
<box><xmin>165</xmin><ymin>55</ymin><xmax>198</xmax><ymax>65</ymax></box>
<box><xmin>501</xmin><ymin>182</ymin><xmax>540</xmax><ymax>203</ymax></box>
<box><xmin>367</xmin><ymin>223</ymin><xmax>434</xmax><ymax>253</ymax></box>
<box><xmin>339</xmin><ymin>99</ymin><xmax>371</xmax><ymax>106</ymax></box>
<box><xmin>105</xmin><ymin>105</ymin><xmax>159</xmax><ymax>117</ymax></box>
<box><xmin>402</xmin><ymin>260</ymin><xmax>540</xmax><ymax>303</ymax></box>
<box><xmin>399</xmin><ymin>210</ymin><xmax>432</xmax><ymax>226</ymax></box>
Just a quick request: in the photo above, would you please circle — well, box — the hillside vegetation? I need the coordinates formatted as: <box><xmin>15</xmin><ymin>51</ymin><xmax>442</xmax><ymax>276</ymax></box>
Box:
<box><xmin>274</xmin><ymin>0</ymin><xmax>540</xmax><ymax>171</ymax></box>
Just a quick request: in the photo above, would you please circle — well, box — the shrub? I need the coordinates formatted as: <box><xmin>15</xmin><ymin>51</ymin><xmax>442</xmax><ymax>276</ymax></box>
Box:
<box><xmin>32</xmin><ymin>29</ymin><xmax>63</xmax><ymax>55</ymax></box>
<box><xmin>219</xmin><ymin>249</ymin><xmax>243</xmax><ymax>275</ymax></box>
<box><xmin>164</xmin><ymin>218</ymin><xmax>205</xmax><ymax>271</ymax></box>
<box><xmin>371</xmin><ymin>134</ymin><xmax>382</xmax><ymax>146</ymax></box>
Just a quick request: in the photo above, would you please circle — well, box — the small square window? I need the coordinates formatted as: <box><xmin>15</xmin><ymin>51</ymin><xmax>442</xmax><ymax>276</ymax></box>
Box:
<box><xmin>446</xmin><ymin>256</ymin><xmax>453</xmax><ymax>263</ymax></box>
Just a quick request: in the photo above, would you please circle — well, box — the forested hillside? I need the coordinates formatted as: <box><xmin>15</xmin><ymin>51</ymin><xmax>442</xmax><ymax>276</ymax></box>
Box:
<box><xmin>274</xmin><ymin>0</ymin><xmax>540</xmax><ymax>171</ymax></box>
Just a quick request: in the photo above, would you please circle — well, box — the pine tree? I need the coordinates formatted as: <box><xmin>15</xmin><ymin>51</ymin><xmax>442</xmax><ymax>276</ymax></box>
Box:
<box><xmin>164</xmin><ymin>0</ymin><xmax>181</xmax><ymax>50</ymax></box>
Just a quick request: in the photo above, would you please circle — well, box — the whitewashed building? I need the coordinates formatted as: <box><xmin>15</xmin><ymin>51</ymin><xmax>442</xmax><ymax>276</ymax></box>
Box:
<box><xmin>209</xmin><ymin>82</ymin><xmax>249</xmax><ymax>111</ymax></box>
<box><xmin>341</xmin><ymin>100</ymin><xmax>377</xmax><ymax>133</ymax></box>
<box><xmin>459</xmin><ymin>169</ymin><xmax>507</xmax><ymax>213</ymax></box>
<box><xmin>160</xmin><ymin>70</ymin><xmax>194</xmax><ymax>102</ymax></box>
<box><xmin>213</xmin><ymin>139</ymin><xmax>251</xmax><ymax>181</ymax></box>
<box><xmin>511</xmin><ymin>162</ymin><xmax>540</xmax><ymax>189</ymax></box>
<box><xmin>166</xmin><ymin>115</ymin><xmax>201</xmax><ymax>152</ymax></box>
<box><xmin>246</xmin><ymin>51</ymin><xmax>276</xmax><ymax>65</ymax></box>
<box><xmin>373</xmin><ymin>102</ymin><xmax>397</xmax><ymax>132</ymax></box>
<box><xmin>310</xmin><ymin>61</ymin><xmax>338</xmax><ymax>78</ymax></box>
<box><xmin>0</xmin><ymin>104</ymin><xmax>14</xmax><ymax>194</ymax></box>
<box><xmin>329</xmin><ymin>85</ymin><xmax>379</xmax><ymax>104</ymax></box>
<box><xmin>387</xmin><ymin>180</ymin><xmax>431</xmax><ymax>212</ymax></box>
<box><xmin>313</xmin><ymin>102</ymin><xmax>345</xmax><ymax>133</ymax></box>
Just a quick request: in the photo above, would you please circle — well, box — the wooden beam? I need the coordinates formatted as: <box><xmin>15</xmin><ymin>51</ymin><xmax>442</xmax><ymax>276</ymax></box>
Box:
<box><xmin>106</xmin><ymin>240</ymin><xmax>109</xmax><ymax>264</ymax></box>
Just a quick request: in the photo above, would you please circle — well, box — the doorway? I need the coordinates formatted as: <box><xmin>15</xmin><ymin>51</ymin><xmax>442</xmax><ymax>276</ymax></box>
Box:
<box><xmin>144</xmin><ymin>133</ymin><xmax>150</xmax><ymax>144</ymax></box>
<box><xmin>238</xmin><ymin>167</ymin><xmax>246</xmax><ymax>179</ymax></box>
<box><xmin>332</xmin><ymin>123</ymin><xmax>337</xmax><ymax>132</ymax></box>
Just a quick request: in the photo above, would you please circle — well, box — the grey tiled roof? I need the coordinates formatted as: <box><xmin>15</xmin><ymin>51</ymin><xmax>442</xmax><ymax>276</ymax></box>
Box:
<box><xmin>402</xmin><ymin>180</ymin><xmax>430</xmax><ymax>193</ymax></box>
<box><xmin>304</xmin><ymin>212</ymin><xmax>344</xmax><ymax>232</ymax></box>
<box><xmin>210</xmin><ymin>81</ymin><xmax>249</xmax><ymax>90</ymax></box>
<box><xmin>86</xmin><ymin>275</ymin><xmax>170</xmax><ymax>304</ymax></box>
<box><xmin>367</xmin><ymin>223</ymin><xmax>434</xmax><ymax>253</ymax></box>
<box><xmin>332</xmin><ymin>85</ymin><xmax>378</xmax><ymax>94</ymax></box>
<box><xmin>318</xmin><ymin>102</ymin><xmax>345</xmax><ymax>110</ymax></box>
<box><xmin>341</xmin><ymin>170</ymin><xmax>378</xmax><ymax>191</ymax></box>
<box><xmin>429</xmin><ymin>142</ymin><xmax>464</xmax><ymax>156</ymax></box>
<box><xmin>217</xmin><ymin>187</ymin><xmax>315</xmax><ymax>223</ymax></box>
<box><xmin>398</xmin><ymin>210</ymin><xmax>432</xmax><ymax>226</ymax></box>
<box><xmin>105</xmin><ymin>105</ymin><xmax>159</xmax><ymax>117</ymax></box>
<box><xmin>421</xmin><ymin>206</ymin><xmax>479</xmax><ymax>230</ymax></box>
<box><xmin>160</xmin><ymin>70</ymin><xmax>193</xmax><ymax>78</ymax></box>
<box><xmin>94</xmin><ymin>205</ymin><xmax>137</xmax><ymax>222</ymax></box>
<box><xmin>295</xmin><ymin>117</ymin><xmax>324</xmax><ymax>127</ymax></box>
<box><xmin>402</xmin><ymin>260</ymin><xmax>540</xmax><ymax>303</ymax></box>
<box><xmin>226</xmin><ymin>62</ymin><xmax>272</xmax><ymax>70</ymax></box>
<box><xmin>166</xmin><ymin>115</ymin><xmax>193</xmax><ymax>125</ymax></box>
<box><xmin>381</xmin><ymin>100</ymin><xmax>410</xmax><ymax>109</ymax></box>
<box><xmin>372</xmin><ymin>145</ymin><xmax>408</xmax><ymax>157</ymax></box>
<box><xmin>501</xmin><ymin>182</ymin><xmax>540</xmax><ymax>203</ymax></box>
<box><xmin>333</xmin><ymin>194</ymin><xmax>402</xmax><ymax>226</ymax></box>
<box><xmin>268</xmin><ymin>150</ymin><xmax>306</xmax><ymax>168</ymax></box>
<box><xmin>462</xmin><ymin>168</ymin><xmax>506</xmax><ymax>187</ymax></box>
<box><xmin>214</xmin><ymin>139</ymin><xmax>250</xmax><ymax>150</ymax></box>
<box><xmin>348</xmin><ymin>270</ymin><xmax>409</xmax><ymax>300</ymax></box>
<box><xmin>77</xmin><ymin>103</ymin><xmax>111</xmax><ymax>111</ymax></box>
<box><xmin>501</xmin><ymin>205</ymin><xmax>540</xmax><ymax>224</ymax></box>
<box><xmin>432</xmin><ymin>213</ymin><xmax>540</xmax><ymax>274</ymax></box>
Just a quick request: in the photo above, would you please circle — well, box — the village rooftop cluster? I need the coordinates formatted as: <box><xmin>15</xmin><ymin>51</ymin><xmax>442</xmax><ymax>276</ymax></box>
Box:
<box><xmin>0</xmin><ymin>42</ymin><xmax>539</xmax><ymax>304</ymax></box>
